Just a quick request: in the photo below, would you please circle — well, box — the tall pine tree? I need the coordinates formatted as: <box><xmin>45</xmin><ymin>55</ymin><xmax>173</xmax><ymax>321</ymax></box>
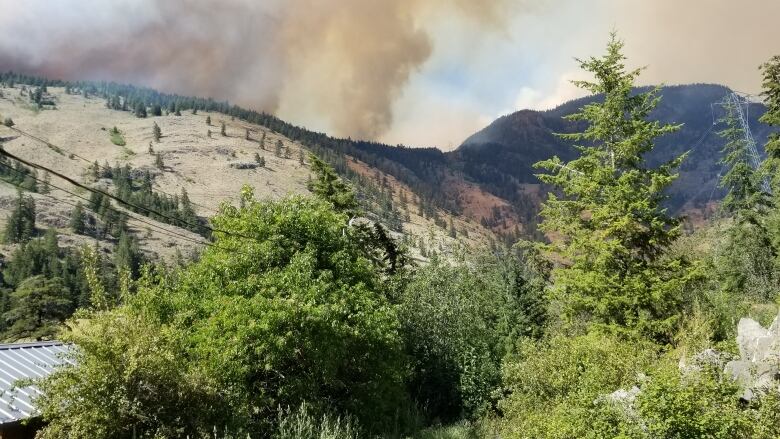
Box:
<box><xmin>534</xmin><ymin>34</ymin><xmax>698</xmax><ymax>341</ymax></box>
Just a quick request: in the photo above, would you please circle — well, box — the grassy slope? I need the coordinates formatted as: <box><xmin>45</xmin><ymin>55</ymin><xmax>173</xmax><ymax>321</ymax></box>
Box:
<box><xmin>0</xmin><ymin>85</ymin><xmax>491</xmax><ymax>262</ymax></box>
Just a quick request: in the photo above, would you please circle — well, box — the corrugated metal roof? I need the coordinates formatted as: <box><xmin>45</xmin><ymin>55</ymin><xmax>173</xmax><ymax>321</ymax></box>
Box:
<box><xmin>0</xmin><ymin>342</ymin><xmax>72</xmax><ymax>425</ymax></box>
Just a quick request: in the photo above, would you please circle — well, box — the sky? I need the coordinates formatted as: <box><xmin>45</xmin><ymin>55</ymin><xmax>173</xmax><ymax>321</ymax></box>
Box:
<box><xmin>0</xmin><ymin>0</ymin><xmax>778</xmax><ymax>150</ymax></box>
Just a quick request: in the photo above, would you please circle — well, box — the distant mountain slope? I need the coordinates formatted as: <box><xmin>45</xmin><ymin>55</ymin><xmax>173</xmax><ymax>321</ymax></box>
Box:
<box><xmin>0</xmin><ymin>82</ymin><xmax>488</xmax><ymax>264</ymax></box>
<box><xmin>456</xmin><ymin>84</ymin><xmax>775</xmax><ymax>217</ymax></box>
<box><xmin>3</xmin><ymin>73</ymin><xmax>775</xmax><ymax>241</ymax></box>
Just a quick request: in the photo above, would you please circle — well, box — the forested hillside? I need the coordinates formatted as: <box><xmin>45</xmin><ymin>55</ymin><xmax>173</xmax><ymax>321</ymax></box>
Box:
<box><xmin>9</xmin><ymin>37</ymin><xmax>780</xmax><ymax>438</ymax></box>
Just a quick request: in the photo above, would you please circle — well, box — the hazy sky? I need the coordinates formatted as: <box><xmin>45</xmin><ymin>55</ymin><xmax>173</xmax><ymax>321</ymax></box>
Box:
<box><xmin>1</xmin><ymin>0</ymin><xmax>778</xmax><ymax>150</ymax></box>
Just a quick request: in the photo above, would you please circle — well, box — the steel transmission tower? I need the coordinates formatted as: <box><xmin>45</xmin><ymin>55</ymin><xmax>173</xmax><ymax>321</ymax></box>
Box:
<box><xmin>716</xmin><ymin>92</ymin><xmax>770</xmax><ymax>193</ymax></box>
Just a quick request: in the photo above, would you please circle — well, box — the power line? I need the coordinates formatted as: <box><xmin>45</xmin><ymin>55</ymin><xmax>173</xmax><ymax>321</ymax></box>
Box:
<box><xmin>2</xmin><ymin>125</ymin><xmax>220</xmax><ymax>214</ymax></box>
<box><xmin>0</xmin><ymin>148</ymin><xmax>260</xmax><ymax>242</ymax></box>
<box><xmin>0</xmin><ymin>160</ymin><xmax>221</xmax><ymax>250</ymax></box>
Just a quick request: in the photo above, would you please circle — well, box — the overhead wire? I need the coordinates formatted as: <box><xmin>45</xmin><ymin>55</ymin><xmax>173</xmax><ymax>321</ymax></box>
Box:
<box><xmin>0</xmin><ymin>160</ymin><xmax>225</xmax><ymax>250</ymax></box>
<box><xmin>3</xmin><ymin>125</ymin><xmax>220</xmax><ymax>215</ymax></box>
<box><xmin>0</xmin><ymin>148</ymin><xmax>261</xmax><ymax>242</ymax></box>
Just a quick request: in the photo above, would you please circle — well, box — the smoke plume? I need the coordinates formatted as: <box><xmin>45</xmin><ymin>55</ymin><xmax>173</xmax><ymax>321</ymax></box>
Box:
<box><xmin>0</xmin><ymin>0</ymin><xmax>507</xmax><ymax>140</ymax></box>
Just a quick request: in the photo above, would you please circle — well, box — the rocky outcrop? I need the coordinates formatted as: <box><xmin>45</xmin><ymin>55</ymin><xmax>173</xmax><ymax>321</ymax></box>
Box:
<box><xmin>725</xmin><ymin>315</ymin><xmax>780</xmax><ymax>401</ymax></box>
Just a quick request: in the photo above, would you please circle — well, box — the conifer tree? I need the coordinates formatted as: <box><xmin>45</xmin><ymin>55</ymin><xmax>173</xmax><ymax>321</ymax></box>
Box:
<box><xmin>207</xmin><ymin>129</ymin><xmax>212</xmax><ymax>138</ymax></box>
<box><xmin>308</xmin><ymin>154</ymin><xmax>358</xmax><ymax>214</ymax></box>
<box><xmin>69</xmin><ymin>202</ymin><xmax>87</xmax><ymax>235</ymax></box>
<box><xmin>3</xmin><ymin>117</ymin><xmax>14</xmax><ymax>127</ymax></box>
<box><xmin>760</xmin><ymin>56</ymin><xmax>780</xmax><ymax>192</ymax></box>
<box><xmin>134</xmin><ymin>103</ymin><xmax>147</xmax><ymax>118</ymax></box>
<box><xmin>153</xmin><ymin>122</ymin><xmax>162</xmax><ymax>142</ymax></box>
<box><xmin>254</xmin><ymin>153</ymin><xmax>265</xmax><ymax>167</ymax></box>
<box><xmin>245</xmin><ymin>128</ymin><xmax>250</xmax><ymax>140</ymax></box>
<box><xmin>220</xmin><ymin>121</ymin><xmax>226</xmax><ymax>136</ymax></box>
<box><xmin>155</xmin><ymin>152</ymin><xmax>164</xmax><ymax>170</ymax></box>
<box><xmin>151</xmin><ymin>104</ymin><xmax>162</xmax><ymax>117</ymax></box>
<box><xmin>534</xmin><ymin>34</ymin><xmax>697</xmax><ymax>341</ymax></box>
<box><xmin>275</xmin><ymin>140</ymin><xmax>283</xmax><ymax>157</ymax></box>
<box><xmin>206</xmin><ymin>115</ymin><xmax>211</xmax><ymax>126</ymax></box>
<box><xmin>260</xmin><ymin>131</ymin><xmax>266</xmax><ymax>150</ymax></box>
<box><xmin>298</xmin><ymin>148</ymin><xmax>305</xmax><ymax>165</ymax></box>
<box><xmin>3</xmin><ymin>191</ymin><xmax>36</xmax><ymax>243</ymax></box>
<box><xmin>2</xmin><ymin>275</ymin><xmax>72</xmax><ymax>341</ymax></box>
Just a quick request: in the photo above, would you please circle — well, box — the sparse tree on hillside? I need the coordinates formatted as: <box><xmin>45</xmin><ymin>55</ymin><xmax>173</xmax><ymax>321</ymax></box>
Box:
<box><xmin>254</xmin><ymin>153</ymin><xmax>265</xmax><ymax>167</ymax></box>
<box><xmin>40</xmin><ymin>171</ymin><xmax>51</xmax><ymax>194</ymax></box>
<box><xmin>191</xmin><ymin>108</ymin><xmax>198</xmax><ymax>115</ymax></box>
<box><xmin>275</xmin><ymin>140</ymin><xmax>283</xmax><ymax>157</ymax></box>
<box><xmin>3</xmin><ymin>117</ymin><xmax>14</xmax><ymax>127</ymax></box>
<box><xmin>298</xmin><ymin>148</ymin><xmax>305</xmax><ymax>165</ymax></box>
<box><xmin>206</xmin><ymin>115</ymin><xmax>211</xmax><ymax>126</ymax></box>
<box><xmin>148</xmin><ymin>143</ymin><xmax>154</xmax><ymax>155</ymax></box>
<box><xmin>260</xmin><ymin>131</ymin><xmax>266</xmax><ymax>150</ymax></box>
<box><xmin>152</xmin><ymin>122</ymin><xmax>162</xmax><ymax>142</ymax></box>
<box><xmin>69</xmin><ymin>202</ymin><xmax>87</xmax><ymax>235</ymax></box>
<box><xmin>207</xmin><ymin>129</ymin><xmax>212</xmax><ymax>138</ymax></box>
<box><xmin>134</xmin><ymin>102</ymin><xmax>147</xmax><ymax>118</ymax></box>
<box><xmin>151</xmin><ymin>104</ymin><xmax>162</xmax><ymax>117</ymax></box>
<box><xmin>220</xmin><ymin>121</ymin><xmax>226</xmax><ymax>136</ymax></box>
<box><xmin>534</xmin><ymin>34</ymin><xmax>697</xmax><ymax>341</ymax></box>
<box><xmin>245</xmin><ymin>128</ymin><xmax>250</xmax><ymax>140</ymax></box>
<box><xmin>155</xmin><ymin>152</ymin><xmax>164</xmax><ymax>170</ymax></box>
<box><xmin>3</xmin><ymin>191</ymin><xmax>36</xmax><ymax>244</ymax></box>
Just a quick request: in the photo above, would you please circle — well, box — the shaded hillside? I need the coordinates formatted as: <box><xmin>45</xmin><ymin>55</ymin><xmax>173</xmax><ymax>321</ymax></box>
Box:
<box><xmin>3</xmin><ymin>72</ymin><xmax>774</xmax><ymax>238</ymax></box>
<box><xmin>457</xmin><ymin>84</ymin><xmax>775</xmax><ymax>214</ymax></box>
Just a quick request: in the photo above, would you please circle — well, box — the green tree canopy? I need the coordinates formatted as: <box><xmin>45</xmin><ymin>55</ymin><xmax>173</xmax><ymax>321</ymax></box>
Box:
<box><xmin>534</xmin><ymin>34</ymin><xmax>698</xmax><ymax>341</ymax></box>
<box><xmin>36</xmin><ymin>193</ymin><xmax>406</xmax><ymax>437</ymax></box>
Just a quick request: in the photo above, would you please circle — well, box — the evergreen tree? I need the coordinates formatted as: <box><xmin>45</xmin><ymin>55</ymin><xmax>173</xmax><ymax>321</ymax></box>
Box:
<box><xmin>69</xmin><ymin>202</ymin><xmax>87</xmax><ymax>235</ymax></box>
<box><xmin>148</xmin><ymin>142</ymin><xmax>154</xmax><ymax>155</ymax></box>
<box><xmin>134</xmin><ymin>102</ymin><xmax>147</xmax><ymax>118</ymax></box>
<box><xmin>309</xmin><ymin>154</ymin><xmax>358</xmax><ymax>214</ymax></box>
<box><xmin>220</xmin><ymin>121</ymin><xmax>226</xmax><ymax>136</ymax></box>
<box><xmin>298</xmin><ymin>148</ymin><xmax>305</xmax><ymax>165</ymax></box>
<box><xmin>275</xmin><ymin>140</ymin><xmax>283</xmax><ymax>157</ymax></box>
<box><xmin>2</xmin><ymin>275</ymin><xmax>72</xmax><ymax>341</ymax></box>
<box><xmin>153</xmin><ymin>122</ymin><xmax>162</xmax><ymax>142</ymax></box>
<box><xmin>245</xmin><ymin>128</ymin><xmax>250</xmax><ymax>140</ymax></box>
<box><xmin>3</xmin><ymin>117</ymin><xmax>14</xmax><ymax>127</ymax></box>
<box><xmin>206</xmin><ymin>115</ymin><xmax>211</xmax><ymax>126</ymax></box>
<box><xmin>155</xmin><ymin>152</ymin><xmax>164</xmax><ymax>170</ymax></box>
<box><xmin>254</xmin><ymin>153</ymin><xmax>265</xmax><ymax>167</ymax></box>
<box><xmin>260</xmin><ymin>131</ymin><xmax>266</xmax><ymax>150</ymax></box>
<box><xmin>151</xmin><ymin>104</ymin><xmax>162</xmax><ymax>117</ymax></box>
<box><xmin>113</xmin><ymin>232</ymin><xmax>142</xmax><ymax>278</ymax></box>
<box><xmin>760</xmin><ymin>56</ymin><xmax>780</xmax><ymax>193</ymax></box>
<box><xmin>534</xmin><ymin>34</ymin><xmax>696</xmax><ymax>341</ymax></box>
<box><xmin>3</xmin><ymin>191</ymin><xmax>36</xmax><ymax>243</ymax></box>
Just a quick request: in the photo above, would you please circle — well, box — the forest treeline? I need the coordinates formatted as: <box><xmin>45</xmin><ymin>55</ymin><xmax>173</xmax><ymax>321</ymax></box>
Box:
<box><xmin>2</xmin><ymin>35</ymin><xmax>780</xmax><ymax>438</ymax></box>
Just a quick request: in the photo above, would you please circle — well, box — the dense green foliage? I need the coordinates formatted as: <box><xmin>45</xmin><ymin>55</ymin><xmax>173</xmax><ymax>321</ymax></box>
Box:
<box><xmin>535</xmin><ymin>35</ymin><xmax>699</xmax><ymax>341</ymax></box>
<box><xmin>4</xmin><ymin>36</ymin><xmax>780</xmax><ymax>439</ymax></box>
<box><xmin>397</xmin><ymin>250</ymin><xmax>545</xmax><ymax>422</ymax></box>
<box><xmin>3</xmin><ymin>190</ymin><xmax>36</xmax><ymax>243</ymax></box>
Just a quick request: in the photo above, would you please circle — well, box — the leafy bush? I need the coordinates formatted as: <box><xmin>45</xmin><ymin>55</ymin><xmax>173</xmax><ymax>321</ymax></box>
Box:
<box><xmin>36</xmin><ymin>193</ymin><xmax>407</xmax><ymax>437</ymax></box>
<box><xmin>397</xmin><ymin>249</ymin><xmax>545</xmax><ymax>422</ymax></box>
<box><xmin>497</xmin><ymin>333</ymin><xmax>657</xmax><ymax>438</ymax></box>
